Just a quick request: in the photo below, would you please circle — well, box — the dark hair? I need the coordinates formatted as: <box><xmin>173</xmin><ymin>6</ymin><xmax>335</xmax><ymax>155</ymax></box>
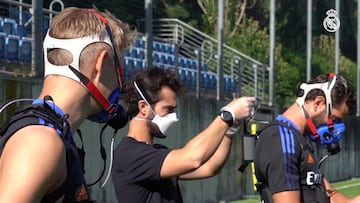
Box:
<box><xmin>122</xmin><ymin>67</ymin><xmax>182</xmax><ymax>118</ymax></box>
<box><xmin>305</xmin><ymin>73</ymin><xmax>356</xmax><ymax>113</ymax></box>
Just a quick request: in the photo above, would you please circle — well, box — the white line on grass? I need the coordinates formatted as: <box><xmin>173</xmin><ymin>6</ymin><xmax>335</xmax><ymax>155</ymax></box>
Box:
<box><xmin>335</xmin><ymin>182</ymin><xmax>360</xmax><ymax>190</ymax></box>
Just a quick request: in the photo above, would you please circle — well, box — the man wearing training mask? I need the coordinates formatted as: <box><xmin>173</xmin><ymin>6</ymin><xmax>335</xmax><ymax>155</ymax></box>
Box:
<box><xmin>0</xmin><ymin>7</ymin><xmax>135</xmax><ymax>202</ymax></box>
<box><xmin>111</xmin><ymin>67</ymin><xmax>257</xmax><ymax>203</ymax></box>
<box><xmin>254</xmin><ymin>73</ymin><xmax>360</xmax><ymax>203</ymax></box>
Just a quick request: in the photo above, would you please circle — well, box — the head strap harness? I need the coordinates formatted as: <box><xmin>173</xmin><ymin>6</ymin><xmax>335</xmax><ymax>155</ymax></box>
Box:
<box><xmin>296</xmin><ymin>73</ymin><xmax>337</xmax><ymax>139</ymax></box>
<box><xmin>42</xmin><ymin>9</ymin><xmax>124</xmax><ymax>115</ymax></box>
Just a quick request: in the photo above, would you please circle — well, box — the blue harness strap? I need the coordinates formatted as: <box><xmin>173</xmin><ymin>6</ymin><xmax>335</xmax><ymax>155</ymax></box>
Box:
<box><xmin>0</xmin><ymin>97</ymin><xmax>90</xmax><ymax>203</ymax></box>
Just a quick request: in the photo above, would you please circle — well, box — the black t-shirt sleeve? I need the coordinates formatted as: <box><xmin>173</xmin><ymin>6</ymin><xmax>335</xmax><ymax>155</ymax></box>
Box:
<box><xmin>254</xmin><ymin>124</ymin><xmax>302</xmax><ymax>194</ymax></box>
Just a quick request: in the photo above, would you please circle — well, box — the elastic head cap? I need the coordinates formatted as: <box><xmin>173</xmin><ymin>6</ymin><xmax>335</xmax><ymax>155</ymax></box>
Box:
<box><xmin>296</xmin><ymin>74</ymin><xmax>337</xmax><ymax>115</ymax></box>
<box><xmin>43</xmin><ymin>30</ymin><xmax>113</xmax><ymax>82</ymax></box>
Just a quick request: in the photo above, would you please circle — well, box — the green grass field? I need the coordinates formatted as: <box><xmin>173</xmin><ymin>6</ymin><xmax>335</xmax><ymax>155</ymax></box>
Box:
<box><xmin>230</xmin><ymin>178</ymin><xmax>360</xmax><ymax>203</ymax></box>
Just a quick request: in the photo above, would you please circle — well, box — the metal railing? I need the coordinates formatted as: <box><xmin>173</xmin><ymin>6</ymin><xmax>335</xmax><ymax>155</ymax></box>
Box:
<box><xmin>137</xmin><ymin>18</ymin><xmax>270</xmax><ymax>104</ymax></box>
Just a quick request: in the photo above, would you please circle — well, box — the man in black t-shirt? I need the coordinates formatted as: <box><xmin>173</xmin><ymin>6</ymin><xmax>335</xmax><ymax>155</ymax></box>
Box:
<box><xmin>112</xmin><ymin>67</ymin><xmax>257</xmax><ymax>203</ymax></box>
<box><xmin>113</xmin><ymin>137</ymin><xmax>183</xmax><ymax>203</ymax></box>
<box><xmin>254</xmin><ymin>73</ymin><xmax>360</xmax><ymax>203</ymax></box>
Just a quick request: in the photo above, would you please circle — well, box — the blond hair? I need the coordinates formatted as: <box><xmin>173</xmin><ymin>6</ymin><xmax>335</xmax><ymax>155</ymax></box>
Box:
<box><xmin>47</xmin><ymin>7</ymin><xmax>137</xmax><ymax>70</ymax></box>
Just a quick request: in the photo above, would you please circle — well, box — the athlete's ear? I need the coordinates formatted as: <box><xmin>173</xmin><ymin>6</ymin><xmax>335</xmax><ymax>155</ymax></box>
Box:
<box><xmin>138</xmin><ymin>100</ymin><xmax>149</xmax><ymax>116</ymax></box>
<box><xmin>313</xmin><ymin>95</ymin><xmax>326</xmax><ymax>112</ymax></box>
<box><xmin>94</xmin><ymin>50</ymin><xmax>109</xmax><ymax>80</ymax></box>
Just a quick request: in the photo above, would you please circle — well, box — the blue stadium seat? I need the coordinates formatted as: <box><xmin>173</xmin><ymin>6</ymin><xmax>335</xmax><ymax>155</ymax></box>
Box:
<box><xmin>201</xmin><ymin>72</ymin><xmax>210</xmax><ymax>89</ymax></box>
<box><xmin>163</xmin><ymin>43</ymin><xmax>175</xmax><ymax>54</ymax></box>
<box><xmin>5</xmin><ymin>34</ymin><xmax>20</xmax><ymax>62</ymax></box>
<box><xmin>180</xmin><ymin>68</ymin><xmax>196</xmax><ymax>88</ymax></box>
<box><xmin>135</xmin><ymin>38</ymin><xmax>145</xmax><ymax>49</ymax></box>
<box><xmin>230</xmin><ymin>78</ymin><xmax>237</xmax><ymax>92</ymax></box>
<box><xmin>124</xmin><ymin>49</ymin><xmax>132</xmax><ymax>57</ymax></box>
<box><xmin>178</xmin><ymin>68</ymin><xmax>187</xmax><ymax>84</ymax></box>
<box><xmin>17</xmin><ymin>25</ymin><xmax>29</xmax><ymax>37</ymax></box>
<box><xmin>201</xmin><ymin>63</ymin><xmax>208</xmax><ymax>72</ymax></box>
<box><xmin>133</xmin><ymin>59</ymin><xmax>145</xmax><ymax>70</ymax></box>
<box><xmin>124</xmin><ymin>58</ymin><xmax>134</xmax><ymax>79</ymax></box>
<box><xmin>189</xmin><ymin>69</ymin><xmax>197</xmax><ymax>88</ymax></box>
<box><xmin>125</xmin><ymin>57</ymin><xmax>135</xmax><ymax>69</ymax></box>
<box><xmin>207</xmin><ymin>72</ymin><xmax>217</xmax><ymax>89</ymax></box>
<box><xmin>0</xmin><ymin>17</ymin><xmax>4</xmax><ymax>33</ymax></box>
<box><xmin>188</xmin><ymin>59</ymin><xmax>198</xmax><ymax>69</ymax></box>
<box><xmin>136</xmin><ymin>48</ymin><xmax>145</xmax><ymax>59</ymax></box>
<box><xmin>153</xmin><ymin>41</ymin><xmax>162</xmax><ymax>52</ymax></box>
<box><xmin>178</xmin><ymin>57</ymin><xmax>187</xmax><ymax>68</ymax></box>
<box><xmin>0</xmin><ymin>32</ymin><xmax>6</xmax><ymax>60</ymax></box>
<box><xmin>19</xmin><ymin>37</ymin><xmax>32</xmax><ymax>64</ymax></box>
<box><xmin>129</xmin><ymin>48</ymin><xmax>137</xmax><ymax>58</ymax></box>
<box><xmin>158</xmin><ymin>53</ymin><xmax>166</xmax><ymax>64</ymax></box>
<box><xmin>178</xmin><ymin>68</ymin><xmax>190</xmax><ymax>87</ymax></box>
<box><xmin>164</xmin><ymin>54</ymin><xmax>175</xmax><ymax>65</ymax></box>
<box><xmin>223</xmin><ymin>76</ymin><xmax>231</xmax><ymax>93</ymax></box>
<box><xmin>3</xmin><ymin>18</ymin><xmax>18</xmax><ymax>35</ymax></box>
<box><xmin>222</xmin><ymin>75</ymin><xmax>237</xmax><ymax>93</ymax></box>
<box><xmin>152</xmin><ymin>52</ymin><xmax>161</xmax><ymax>63</ymax></box>
<box><xmin>203</xmin><ymin>72</ymin><xmax>215</xmax><ymax>89</ymax></box>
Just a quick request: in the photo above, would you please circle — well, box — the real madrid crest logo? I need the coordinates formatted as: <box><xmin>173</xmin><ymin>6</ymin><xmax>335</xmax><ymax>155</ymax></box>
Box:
<box><xmin>323</xmin><ymin>9</ymin><xmax>340</xmax><ymax>33</ymax></box>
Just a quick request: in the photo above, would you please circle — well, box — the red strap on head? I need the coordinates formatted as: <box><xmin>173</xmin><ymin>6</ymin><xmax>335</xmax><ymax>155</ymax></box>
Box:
<box><xmin>85</xmin><ymin>8</ymin><xmax>124</xmax><ymax>87</ymax></box>
<box><xmin>327</xmin><ymin>117</ymin><xmax>334</xmax><ymax>129</ymax></box>
<box><xmin>306</xmin><ymin>117</ymin><xmax>320</xmax><ymax>140</ymax></box>
<box><xmin>86</xmin><ymin>9</ymin><xmax>109</xmax><ymax>23</ymax></box>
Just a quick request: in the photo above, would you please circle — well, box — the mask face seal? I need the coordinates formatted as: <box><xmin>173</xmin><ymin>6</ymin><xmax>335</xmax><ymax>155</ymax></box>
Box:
<box><xmin>296</xmin><ymin>73</ymin><xmax>346</xmax><ymax>149</ymax></box>
<box><xmin>133</xmin><ymin>81</ymin><xmax>178</xmax><ymax>138</ymax></box>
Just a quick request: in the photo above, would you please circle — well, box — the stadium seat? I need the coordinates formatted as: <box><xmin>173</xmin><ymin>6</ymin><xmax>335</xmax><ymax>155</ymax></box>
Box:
<box><xmin>189</xmin><ymin>59</ymin><xmax>198</xmax><ymax>69</ymax></box>
<box><xmin>0</xmin><ymin>17</ymin><xmax>3</xmax><ymax>32</ymax></box>
<box><xmin>3</xmin><ymin>18</ymin><xmax>18</xmax><ymax>35</ymax></box>
<box><xmin>157</xmin><ymin>53</ymin><xmax>164</xmax><ymax>64</ymax></box>
<box><xmin>207</xmin><ymin>72</ymin><xmax>217</xmax><ymax>89</ymax></box>
<box><xmin>136</xmin><ymin>48</ymin><xmax>145</xmax><ymax>59</ymax></box>
<box><xmin>201</xmin><ymin>63</ymin><xmax>208</xmax><ymax>72</ymax></box>
<box><xmin>163</xmin><ymin>54</ymin><xmax>175</xmax><ymax>66</ymax></box>
<box><xmin>223</xmin><ymin>76</ymin><xmax>231</xmax><ymax>93</ymax></box>
<box><xmin>124</xmin><ymin>57</ymin><xmax>134</xmax><ymax>68</ymax></box>
<box><xmin>163</xmin><ymin>43</ymin><xmax>175</xmax><ymax>54</ymax></box>
<box><xmin>124</xmin><ymin>49</ymin><xmax>132</xmax><ymax>57</ymax></box>
<box><xmin>17</xmin><ymin>25</ymin><xmax>29</xmax><ymax>37</ymax></box>
<box><xmin>201</xmin><ymin>72</ymin><xmax>208</xmax><ymax>88</ymax></box>
<box><xmin>151</xmin><ymin>41</ymin><xmax>157</xmax><ymax>51</ymax></box>
<box><xmin>0</xmin><ymin>32</ymin><xmax>7</xmax><ymax>60</ymax></box>
<box><xmin>135</xmin><ymin>38</ymin><xmax>145</xmax><ymax>49</ymax></box>
<box><xmin>19</xmin><ymin>36</ymin><xmax>32</xmax><ymax>64</ymax></box>
<box><xmin>182</xmin><ymin>68</ymin><xmax>196</xmax><ymax>88</ymax></box>
<box><xmin>5</xmin><ymin>34</ymin><xmax>20</xmax><ymax>62</ymax></box>
<box><xmin>129</xmin><ymin>48</ymin><xmax>138</xmax><ymax>58</ymax></box>
<box><xmin>178</xmin><ymin>68</ymin><xmax>186</xmax><ymax>84</ymax></box>
<box><xmin>133</xmin><ymin>59</ymin><xmax>145</xmax><ymax>70</ymax></box>
<box><xmin>178</xmin><ymin>57</ymin><xmax>187</xmax><ymax>68</ymax></box>
<box><xmin>152</xmin><ymin>52</ymin><xmax>161</xmax><ymax>63</ymax></box>
<box><xmin>230</xmin><ymin>78</ymin><xmax>237</xmax><ymax>92</ymax></box>
<box><xmin>124</xmin><ymin>58</ymin><xmax>134</xmax><ymax>79</ymax></box>
<box><xmin>201</xmin><ymin>72</ymin><xmax>215</xmax><ymax>89</ymax></box>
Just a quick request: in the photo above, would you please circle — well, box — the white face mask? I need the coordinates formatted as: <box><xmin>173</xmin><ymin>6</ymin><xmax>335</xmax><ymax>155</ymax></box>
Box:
<box><xmin>133</xmin><ymin>82</ymin><xmax>179</xmax><ymax>137</ymax></box>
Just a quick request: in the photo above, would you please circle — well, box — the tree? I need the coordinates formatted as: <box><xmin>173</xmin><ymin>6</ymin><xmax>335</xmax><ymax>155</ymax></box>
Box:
<box><xmin>197</xmin><ymin>0</ymin><xmax>257</xmax><ymax>37</ymax></box>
